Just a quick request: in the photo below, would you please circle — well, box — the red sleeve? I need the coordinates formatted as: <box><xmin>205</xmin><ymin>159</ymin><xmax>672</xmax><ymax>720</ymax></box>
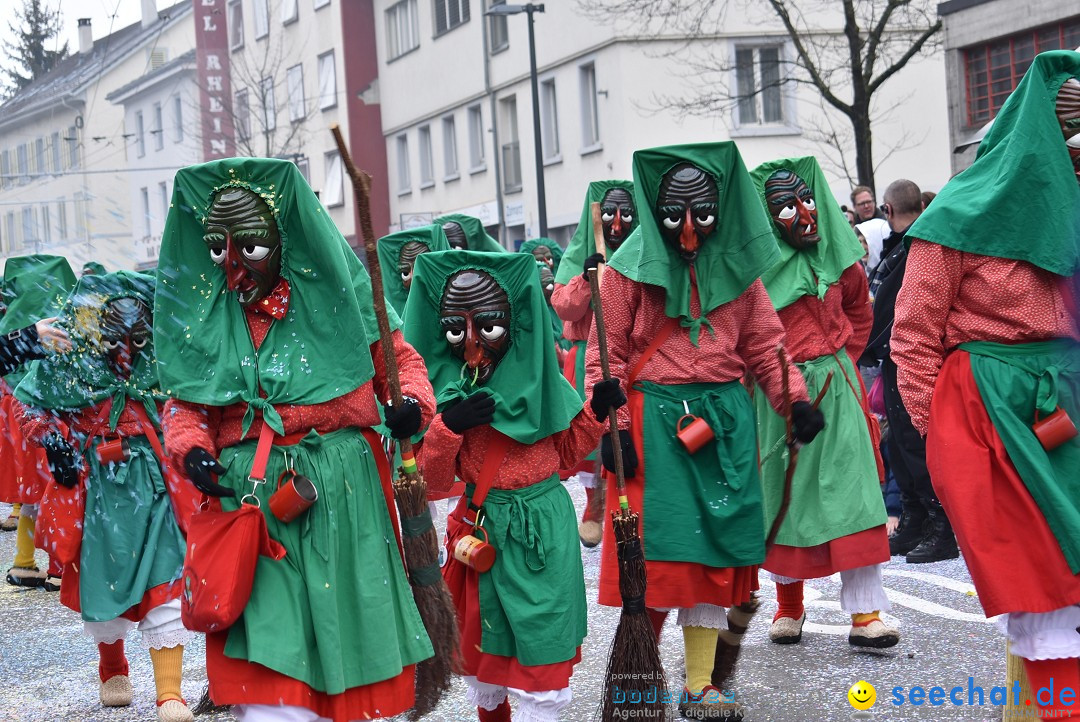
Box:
<box><xmin>551</xmin><ymin>408</ymin><xmax>605</xmax><ymax>468</ymax></box>
<box><xmin>551</xmin><ymin>276</ymin><xmax>592</xmax><ymax>323</ymax></box>
<box><xmin>840</xmin><ymin>263</ymin><xmax>873</xmax><ymax>362</ymax></box>
<box><xmin>891</xmin><ymin>240</ymin><xmax>961</xmax><ymax>436</ymax></box>
<box><xmin>416</xmin><ymin>414</ymin><xmax>463</xmax><ymax>492</ymax></box>
<box><xmin>585</xmin><ymin>269</ymin><xmax>637</xmax><ymax>430</ymax></box>
<box><xmin>162</xmin><ymin>399</ymin><xmax>222</xmax><ymax>470</ymax></box>
<box><xmin>371</xmin><ymin>329</ymin><xmax>436</xmax><ymax>430</ymax></box>
<box><xmin>737</xmin><ymin>280</ymin><xmax>810</xmax><ymax>414</ymax></box>
<box><xmin>15</xmin><ymin>401</ymin><xmax>72</xmax><ymax>446</ymax></box>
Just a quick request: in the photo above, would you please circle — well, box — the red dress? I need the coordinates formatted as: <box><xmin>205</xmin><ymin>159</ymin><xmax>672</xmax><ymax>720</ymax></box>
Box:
<box><xmin>0</xmin><ymin>381</ymin><xmax>50</xmax><ymax>505</ymax></box>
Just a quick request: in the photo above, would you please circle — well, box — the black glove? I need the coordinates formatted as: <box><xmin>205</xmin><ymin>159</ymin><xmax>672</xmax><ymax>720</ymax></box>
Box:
<box><xmin>791</xmin><ymin>401</ymin><xmax>825</xmax><ymax>444</ymax></box>
<box><xmin>589</xmin><ymin>378</ymin><xmax>626</xmax><ymax>423</ymax></box>
<box><xmin>441</xmin><ymin>392</ymin><xmax>495</xmax><ymax>434</ymax></box>
<box><xmin>383</xmin><ymin>397</ymin><xmax>422</xmax><ymax>439</ymax></box>
<box><xmin>600</xmin><ymin>429</ymin><xmax>638</xmax><ymax>477</ymax></box>
<box><xmin>183</xmin><ymin>447</ymin><xmax>234</xmax><ymax>498</ymax></box>
<box><xmin>42</xmin><ymin>434</ymin><xmax>80</xmax><ymax>489</ymax></box>
<box><xmin>582</xmin><ymin>252</ymin><xmax>605</xmax><ymax>279</ymax></box>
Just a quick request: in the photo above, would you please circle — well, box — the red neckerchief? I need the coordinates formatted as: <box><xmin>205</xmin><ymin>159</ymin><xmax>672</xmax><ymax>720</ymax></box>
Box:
<box><xmin>255</xmin><ymin>279</ymin><xmax>291</xmax><ymax>320</ymax></box>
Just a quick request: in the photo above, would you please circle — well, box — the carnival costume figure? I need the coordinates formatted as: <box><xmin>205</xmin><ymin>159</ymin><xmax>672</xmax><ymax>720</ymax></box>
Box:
<box><xmin>434</xmin><ymin>213</ymin><xmax>505</xmax><ymax>252</ymax></box>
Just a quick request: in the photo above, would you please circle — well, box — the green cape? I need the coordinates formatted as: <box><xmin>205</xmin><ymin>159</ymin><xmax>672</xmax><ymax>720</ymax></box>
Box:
<box><xmin>554</xmin><ymin>180</ymin><xmax>636</xmax><ymax>285</ymax></box>
<box><xmin>906</xmin><ymin>50</ymin><xmax>1080</xmax><ymax>277</ymax></box>
<box><xmin>376</xmin><ymin>224</ymin><xmax>452</xmax><ymax>317</ymax></box>
<box><xmin>82</xmin><ymin>262</ymin><xmax>107</xmax><ymax>276</ymax></box>
<box><xmin>0</xmin><ymin>255</ymin><xmax>77</xmax><ymax>335</ymax></box>
<box><xmin>751</xmin><ymin>156</ymin><xmax>866</xmax><ymax>310</ymax></box>
<box><xmin>433</xmin><ymin>213</ymin><xmax>505</xmax><ymax>253</ymax></box>
<box><xmin>155</xmin><ymin>157</ymin><xmax>389</xmax><ymax>436</ymax></box>
<box><xmin>15</xmin><ymin>271</ymin><xmax>163</xmax><ymax>431</ymax></box>
<box><xmin>518</xmin><ymin>238</ymin><xmax>564</xmax><ymax>276</ymax></box>
<box><xmin>611</xmin><ymin>143</ymin><xmax>780</xmax><ymax>343</ymax></box>
<box><xmin>403</xmin><ymin>251</ymin><xmax>582</xmax><ymax>445</ymax></box>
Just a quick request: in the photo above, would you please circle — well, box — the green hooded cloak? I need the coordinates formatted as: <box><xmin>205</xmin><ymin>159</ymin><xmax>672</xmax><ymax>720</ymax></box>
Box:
<box><xmin>154</xmin><ymin>157</ymin><xmax>389</xmax><ymax>436</ymax></box>
<box><xmin>554</xmin><ymin>180</ymin><xmax>636</xmax><ymax>285</ymax></box>
<box><xmin>403</xmin><ymin>251</ymin><xmax>582</xmax><ymax>445</ymax></box>
<box><xmin>906</xmin><ymin>50</ymin><xmax>1080</xmax><ymax>276</ymax></box>
<box><xmin>376</xmin><ymin>224</ymin><xmax>452</xmax><ymax>317</ymax></box>
<box><xmin>82</xmin><ymin>262</ymin><xmax>107</xmax><ymax>276</ymax></box>
<box><xmin>751</xmin><ymin>156</ymin><xmax>866</xmax><ymax>310</ymax></box>
<box><xmin>15</xmin><ymin>271</ymin><xmax>163</xmax><ymax>431</ymax></box>
<box><xmin>433</xmin><ymin>213</ymin><xmax>505</xmax><ymax>253</ymax></box>
<box><xmin>611</xmin><ymin>143</ymin><xmax>780</xmax><ymax>343</ymax></box>
<box><xmin>518</xmin><ymin>238</ymin><xmax>564</xmax><ymax>276</ymax></box>
<box><xmin>1</xmin><ymin>255</ymin><xmax>77</xmax><ymax>387</ymax></box>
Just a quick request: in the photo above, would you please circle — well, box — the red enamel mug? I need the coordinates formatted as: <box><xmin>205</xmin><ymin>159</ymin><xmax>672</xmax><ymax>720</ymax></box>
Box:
<box><xmin>96</xmin><ymin>437</ymin><xmax>130</xmax><ymax>465</ymax></box>
<box><xmin>453</xmin><ymin>526</ymin><xmax>496</xmax><ymax>573</ymax></box>
<box><xmin>676</xmin><ymin>414</ymin><xmax>715</xmax><ymax>454</ymax></box>
<box><xmin>269</xmin><ymin>470</ymin><xmax>318</xmax><ymax>523</ymax></box>
<box><xmin>1033</xmin><ymin>406</ymin><xmax>1078</xmax><ymax>451</ymax></box>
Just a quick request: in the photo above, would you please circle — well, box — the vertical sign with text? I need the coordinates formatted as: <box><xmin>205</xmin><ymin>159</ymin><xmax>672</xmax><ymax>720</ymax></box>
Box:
<box><xmin>195</xmin><ymin>0</ymin><xmax>236</xmax><ymax>160</ymax></box>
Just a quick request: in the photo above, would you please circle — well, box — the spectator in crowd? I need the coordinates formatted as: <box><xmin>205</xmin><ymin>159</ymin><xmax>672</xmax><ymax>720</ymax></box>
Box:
<box><xmin>851</xmin><ymin>185</ymin><xmax>885</xmax><ymax>222</ymax></box>
<box><xmin>921</xmin><ymin>190</ymin><xmax>937</xmax><ymax>208</ymax></box>
<box><xmin>841</xmin><ymin>205</ymin><xmax>858</xmax><ymax>228</ymax></box>
<box><xmin>856</xmin><ymin>218</ymin><xmax>891</xmax><ymax>275</ymax></box>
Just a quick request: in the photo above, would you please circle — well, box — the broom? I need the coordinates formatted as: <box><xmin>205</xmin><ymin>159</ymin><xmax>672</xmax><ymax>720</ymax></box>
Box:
<box><xmin>331</xmin><ymin>125</ymin><xmax>460</xmax><ymax>720</ymax></box>
<box><xmin>589</xmin><ymin>202</ymin><xmax>667</xmax><ymax>722</ymax></box>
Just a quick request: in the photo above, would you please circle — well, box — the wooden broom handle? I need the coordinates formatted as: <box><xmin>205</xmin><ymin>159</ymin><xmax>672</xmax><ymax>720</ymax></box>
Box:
<box><xmin>591</xmin><ymin>201</ymin><xmax>606</xmax><ymax>283</ymax></box>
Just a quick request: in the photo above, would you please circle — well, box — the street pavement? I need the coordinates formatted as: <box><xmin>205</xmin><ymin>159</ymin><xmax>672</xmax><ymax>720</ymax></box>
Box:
<box><xmin>0</xmin><ymin>483</ymin><xmax>1008</xmax><ymax>721</ymax></box>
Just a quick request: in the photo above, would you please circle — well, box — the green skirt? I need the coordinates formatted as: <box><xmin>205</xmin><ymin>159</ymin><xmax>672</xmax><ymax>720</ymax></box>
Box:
<box><xmin>478</xmin><ymin>475</ymin><xmax>586</xmax><ymax>666</ymax></box>
<box><xmin>79</xmin><ymin>434</ymin><xmax>186</xmax><ymax>622</ymax></box>
<box><xmin>755</xmin><ymin>350</ymin><xmax>886</xmax><ymax>547</ymax></box>
<box><xmin>217</xmin><ymin>428</ymin><xmax>432</xmax><ymax>695</ymax></box>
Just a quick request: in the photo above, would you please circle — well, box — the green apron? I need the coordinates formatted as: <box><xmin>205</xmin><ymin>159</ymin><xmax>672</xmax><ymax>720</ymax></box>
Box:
<box><xmin>756</xmin><ymin>350</ymin><xmax>886</xmax><ymax>547</ymax></box>
<box><xmin>477</xmin><ymin>475</ymin><xmax>586</xmax><ymax>666</ymax></box>
<box><xmin>79</xmin><ymin>434</ymin><xmax>186</xmax><ymax>622</ymax></box>
<box><xmin>959</xmin><ymin>340</ymin><xmax>1080</xmax><ymax>572</ymax></box>
<box><xmin>639</xmin><ymin>380</ymin><xmax>764</xmax><ymax>567</ymax></box>
<box><xmin>217</xmin><ymin>428</ymin><xmax>432</xmax><ymax>694</ymax></box>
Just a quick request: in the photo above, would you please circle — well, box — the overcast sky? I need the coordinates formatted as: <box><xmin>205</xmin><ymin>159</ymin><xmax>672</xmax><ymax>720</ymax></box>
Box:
<box><xmin>2</xmin><ymin>0</ymin><xmax>146</xmax><ymax>66</ymax></box>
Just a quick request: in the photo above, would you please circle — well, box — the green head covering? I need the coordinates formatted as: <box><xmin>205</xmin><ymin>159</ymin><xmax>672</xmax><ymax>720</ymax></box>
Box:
<box><xmin>403</xmin><ymin>251</ymin><xmax>582</xmax><ymax>445</ymax></box>
<box><xmin>15</xmin><ymin>271</ymin><xmax>163</xmax><ymax>431</ymax></box>
<box><xmin>907</xmin><ymin>50</ymin><xmax>1080</xmax><ymax>276</ymax></box>
<box><xmin>82</xmin><ymin>262</ymin><xmax>107</xmax><ymax>276</ymax></box>
<box><xmin>518</xmin><ymin>238</ymin><xmax>564</xmax><ymax>275</ymax></box>
<box><xmin>377</xmin><ymin>224</ymin><xmax>452</xmax><ymax>316</ymax></box>
<box><xmin>555</xmin><ymin>180</ymin><xmax>637</xmax><ymax>285</ymax></box>
<box><xmin>0</xmin><ymin>255</ymin><xmax>77</xmax><ymax>335</ymax></box>
<box><xmin>751</xmin><ymin>156</ymin><xmax>866</xmax><ymax>310</ymax></box>
<box><xmin>611</xmin><ymin>143</ymin><xmax>780</xmax><ymax>344</ymax></box>
<box><xmin>154</xmin><ymin>157</ymin><xmax>389</xmax><ymax>436</ymax></box>
<box><xmin>433</xmin><ymin>213</ymin><xmax>505</xmax><ymax>253</ymax></box>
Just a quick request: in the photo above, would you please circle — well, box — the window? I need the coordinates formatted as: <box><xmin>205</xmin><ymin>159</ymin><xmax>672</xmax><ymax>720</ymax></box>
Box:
<box><xmin>229</xmin><ymin>0</ymin><xmax>244</xmax><ymax>50</ymax></box>
<box><xmin>74</xmin><ymin>192</ymin><xmax>87</xmax><ymax>239</ymax></box>
<box><xmin>0</xmin><ymin>150</ymin><xmax>8</xmax><ymax>190</ymax></box>
<box><xmin>386</xmin><ymin>0</ymin><xmax>419</xmax><ymax>60</ymax></box>
<box><xmin>442</xmin><ymin>115</ymin><xmax>459</xmax><ymax>179</ymax></box>
<box><xmin>56</xmin><ymin>199</ymin><xmax>67</xmax><ymax>240</ymax></box>
<box><xmin>35</xmin><ymin>137</ymin><xmax>45</xmax><ymax>174</ymax></box>
<box><xmin>467</xmin><ymin>104</ymin><xmax>485</xmax><ymax>171</ymax></box>
<box><xmin>254</xmin><ymin>0</ymin><xmax>270</xmax><ymax>39</ymax></box>
<box><xmin>235</xmin><ymin>88</ymin><xmax>251</xmax><ymax>140</ymax></box>
<box><xmin>50</xmin><ymin>131</ymin><xmax>60</xmax><ymax>172</ymax></box>
<box><xmin>396</xmin><ymin>134</ymin><xmax>411</xmax><ymax>194</ymax></box>
<box><xmin>318</xmin><ymin>51</ymin><xmax>337</xmax><ymax>110</ymax></box>
<box><xmin>499</xmin><ymin>96</ymin><xmax>521</xmax><ymax>193</ymax></box>
<box><xmin>5</xmin><ymin>212</ymin><xmax>17</xmax><ymax>251</ymax></box>
<box><xmin>261</xmin><ymin>77</ymin><xmax>277</xmax><ymax>132</ymax></box>
<box><xmin>67</xmin><ymin>127</ymin><xmax>78</xmax><ymax>168</ymax></box>
<box><xmin>418</xmin><ymin>125</ymin><xmax>434</xmax><ymax>187</ymax></box>
<box><xmin>153</xmin><ymin>102</ymin><xmax>164</xmax><ymax>151</ymax></box>
<box><xmin>281</xmin><ymin>0</ymin><xmax>299</xmax><ymax>24</ymax></box>
<box><xmin>579</xmin><ymin>62</ymin><xmax>600</xmax><ymax>149</ymax></box>
<box><xmin>295</xmin><ymin>156</ymin><xmax>311</xmax><ymax>182</ymax></box>
<box><xmin>489</xmin><ymin>0</ymin><xmax>508</xmax><ymax>53</ymax></box>
<box><xmin>173</xmin><ymin>95</ymin><xmax>184</xmax><ymax>142</ymax></box>
<box><xmin>41</xmin><ymin>205</ymin><xmax>50</xmax><ymax>244</ymax></box>
<box><xmin>22</xmin><ymin>207</ymin><xmax>36</xmax><ymax>245</ymax></box>
<box><xmin>540</xmin><ymin>78</ymin><xmax>559</xmax><ymax>161</ymax></box>
<box><xmin>159</xmin><ymin>182</ymin><xmax>169</xmax><ymax>233</ymax></box>
<box><xmin>136</xmin><ymin>110</ymin><xmax>146</xmax><ymax>157</ymax></box>
<box><xmin>16</xmin><ymin>144</ymin><xmax>28</xmax><ymax>181</ymax></box>
<box><xmin>141</xmin><ymin>187</ymin><xmax>151</xmax><ymax>238</ymax></box>
<box><xmin>434</xmin><ymin>0</ymin><xmax>469</xmax><ymax>36</ymax></box>
<box><xmin>735</xmin><ymin>45</ymin><xmax>784</xmax><ymax>126</ymax></box>
<box><xmin>287</xmin><ymin>64</ymin><xmax>305</xmax><ymax>122</ymax></box>
<box><xmin>964</xmin><ymin>18</ymin><xmax>1080</xmax><ymax>126</ymax></box>
<box><xmin>323</xmin><ymin>152</ymin><xmax>344</xmax><ymax>206</ymax></box>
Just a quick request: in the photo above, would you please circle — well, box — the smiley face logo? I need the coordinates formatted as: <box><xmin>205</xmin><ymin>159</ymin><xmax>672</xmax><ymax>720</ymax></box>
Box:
<box><xmin>848</xmin><ymin>680</ymin><xmax>876</xmax><ymax>711</ymax></box>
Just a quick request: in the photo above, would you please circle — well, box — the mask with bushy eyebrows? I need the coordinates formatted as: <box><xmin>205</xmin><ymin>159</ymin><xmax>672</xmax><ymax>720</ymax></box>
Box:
<box><xmin>439</xmin><ymin>270</ymin><xmax>510</xmax><ymax>385</ymax></box>
<box><xmin>443</xmin><ymin>222</ymin><xmax>468</xmax><ymax>250</ymax></box>
<box><xmin>100</xmin><ymin>297</ymin><xmax>152</xmax><ymax>381</ymax></box>
<box><xmin>764</xmin><ymin>168</ymin><xmax>820</xmax><ymax>250</ymax></box>
<box><xmin>600</xmin><ymin>188</ymin><xmax>635</xmax><ymax>251</ymax></box>
<box><xmin>656</xmin><ymin>163</ymin><xmax>718</xmax><ymax>262</ymax></box>
<box><xmin>398</xmin><ymin>241</ymin><xmax>429</xmax><ymax>292</ymax></box>
<box><xmin>202</xmin><ymin>188</ymin><xmax>282</xmax><ymax>307</ymax></box>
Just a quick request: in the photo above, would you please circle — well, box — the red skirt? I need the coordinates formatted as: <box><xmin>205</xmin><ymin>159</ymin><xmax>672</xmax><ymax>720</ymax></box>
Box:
<box><xmin>59</xmin><ymin>561</ymin><xmax>182</xmax><ymax>622</ymax></box>
<box><xmin>597</xmin><ymin>392</ymin><xmax>759</xmax><ymax>610</ymax></box>
<box><xmin>764</xmin><ymin>525</ymin><xmax>890</xmax><ymax>579</ymax></box>
<box><xmin>927</xmin><ymin>350</ymin><xmax>1080</xmax><ymax>617</ymax></box>
<box><xmin>0</xmin><ymin>392</ymin><xmax>49</xmax><ymax>504</ymax></box>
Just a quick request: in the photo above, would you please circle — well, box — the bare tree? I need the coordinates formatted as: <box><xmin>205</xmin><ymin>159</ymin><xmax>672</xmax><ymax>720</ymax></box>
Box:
<box><xmin>581</xmin><ymin>0</ymin><xmax>942</xmax><ymax>192</ymax></box>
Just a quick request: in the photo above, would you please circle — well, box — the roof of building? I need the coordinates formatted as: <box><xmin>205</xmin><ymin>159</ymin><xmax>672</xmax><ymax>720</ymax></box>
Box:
<box><xmin>106</xmin><ymin>48</ymin><xmax>197</xmax><ymax>103</ymax></box>
<box><xmin>938</xmin><ymin>0</ymin><xmax>996</xmax><ymax>18</ymax></box>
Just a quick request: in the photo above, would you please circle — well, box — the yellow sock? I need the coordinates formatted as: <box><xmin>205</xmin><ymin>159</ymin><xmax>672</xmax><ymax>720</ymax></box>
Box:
<box><xmin>149</xmin><ymin>645</ymin><xmax>184</xmax><ymax>704</ymax></box>
<box><xmin>13</xmin><ymin>514</ymin><xmax>36</xmax><ymax>568</ymax></box>
<box><xmin>682</xmin><ymin>625</ymin><xmax>719</xmax><ymax>695</ymax></box>
<box><xmin>9</xmin><ymin>503</ymin><xmax>21</xmax><ymax>518</ymax></box>
<box><xmin>851</xmin><ymin>611</ymin><xmax>881</xmax><ymax>626</ymax></box>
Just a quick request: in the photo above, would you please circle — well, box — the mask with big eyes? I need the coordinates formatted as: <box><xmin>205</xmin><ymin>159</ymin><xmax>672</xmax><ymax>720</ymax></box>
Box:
<box><xmin>656</xmin><ymin>163</ymin><xmax>718</xmax><ymax>262</ymax></box>
<box><xmin>539</xmin><ymin>265</ymin><xmax>555</xmax><ymax>302</ymax></box>
<box><xmin>398</xmin><ymin>241</ymin><xmax>429</xmax><ymax>292</ymax></box>
<box><xmin>600</xmin><ymin>188</ymin><xmax>635</xmax><ymax>251</ymax></box>
<box><xmin>530</xmin><ymin>244</ymin><xmax>554</xmax><ymax>269</ymax></box>
<box><xmin>439</xmin><ymin>270</ymin><xmax>511</xmax><ymax>385</ymax></box>
<box><xmin>1057</xmin><ymin>78</ymin><xmax>1080</xmax><ymax>186</ymax></box>
<box><xmin>202</xmin><ymin>188</ymin><xmax>282</xmax><ymax>307</ymax></box>
<box><xmin>443</xmin><ymin>222</ymin><xmax>468</xmax><ymax>250</ymax></box>
<box><xmin>764</xmin><ymin>169</ymin><xmax>820</xmax><ymax>250</ymax></box>
<box><xmin>100</xmin><ymin>297</ymin><xmax>152</xmax><ymax>381</ymax></box>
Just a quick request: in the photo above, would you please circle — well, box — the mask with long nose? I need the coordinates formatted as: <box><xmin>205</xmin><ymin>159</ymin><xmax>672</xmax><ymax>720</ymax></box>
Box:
<box><xmin>203</xmin><ymin>188</ymin><xmax>282</xmax><ymax>307</ymax></box>
<box><xmin>764</xmin><ymin>169</ymin><xmax>820</xmax><ymax>250</ymax></box>
<box><xmin>539</xmin><ymin>264</ymin><xmax>555</xmax><ymax>302</ymax></box>
<box><xmin>656</xmin><ymin>163</ymin><xmax>718</xmax><ymax>262</ymax></box>
<box><xmin>1057</xmin><ymin>77</ymin><xmax>1080</xmax><ymax>185</ymax></box>
<box><xmin>439</xmin><ymin>270</ymin><xmax>511</xmax><ymax>385</ymax></box>
<box><xmin>600</xmin><ymin>188</ymin><xmax>635</xmax><ymax>252</ymax></box>
<box><xmin>398</xmin><ymin>241</ymin><xmax>429</xmax><ymax>292</ymax></box>
<box><xmin>100</xmin><ymin>297</ymin><xmax>152</xmax><ymax>381</ymax></box>
<box><xmin>530</xmin><ymin>244</ymin><xmax>554</xmax><ymax>269</ymax></box>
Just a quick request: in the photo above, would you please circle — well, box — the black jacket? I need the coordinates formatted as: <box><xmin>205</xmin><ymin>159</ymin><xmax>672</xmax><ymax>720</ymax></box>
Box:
<box><xmin>859</xmin><ymin>228</ymin><xmax>908</xmax><ymax>367</ymax></box>
<box><xmin>0</xmin><ymin>323</ymin><xmax>46</xmax><ymax>378</ymax></box>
